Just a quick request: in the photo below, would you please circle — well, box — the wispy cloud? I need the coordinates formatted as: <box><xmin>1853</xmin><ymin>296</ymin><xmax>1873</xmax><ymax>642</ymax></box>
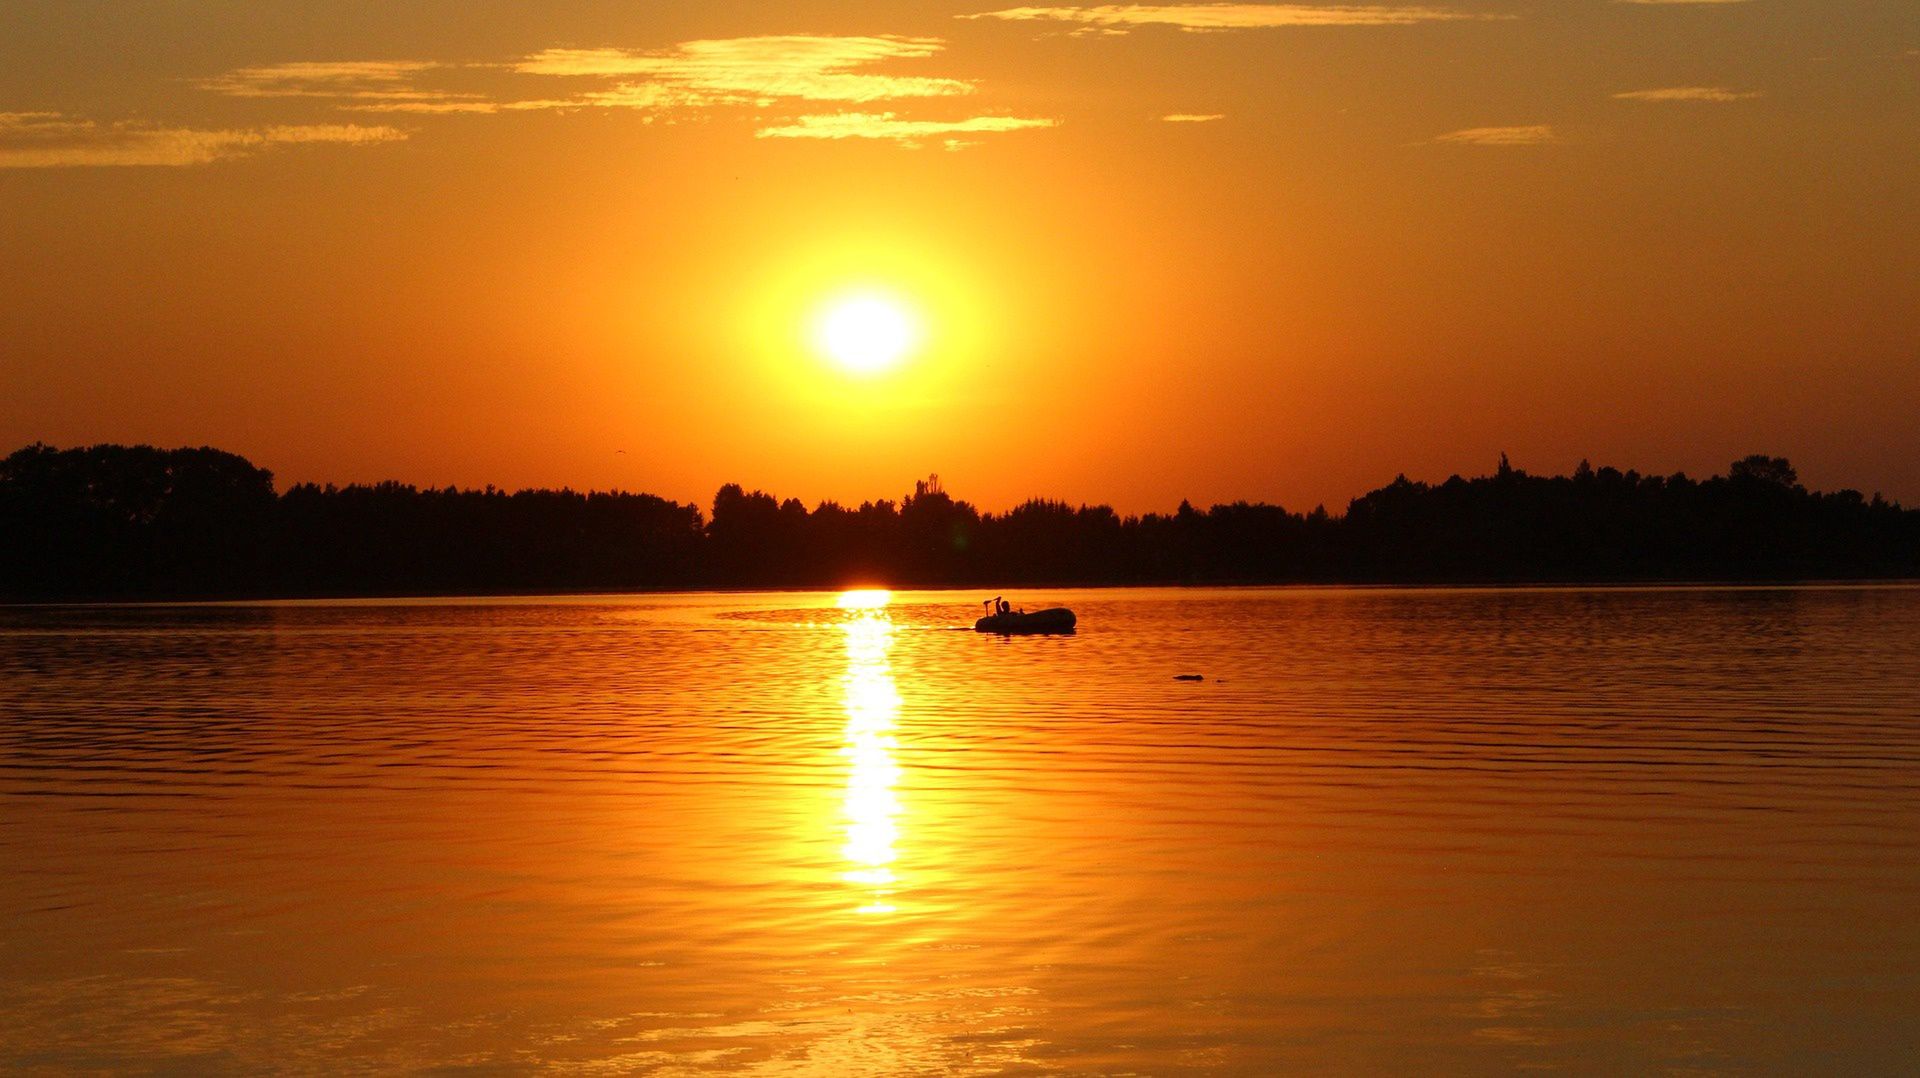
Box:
<box><xmin>199</xmin><ymin>61</ymin><xmax>444</xmax><ymax>97</ymax></box>
<box><xmin>340</xmin><ymin>100</ymin><xmax>515</xmax><ymax>114</ymax></box>
<box><xmin>516</xmin><ymin>36</ymin><xmax>973</xmax><ymax>104</ymax></box>
<box><xmin>341</xmin><ymin>95</ymin><xmax>589</xmax><ymax>115</ymax></box>
<box><xmin>1613</xmin><ymin>0</ymin><xmax>1752</xmax><ymax>5</ymax></box>
<box><xmin>755</xmin><ymin>111</ymin><xmax>1058</xmax><ymax>146</ymax></box>
<box><xmin>185</xmin><ymin>35</ymin><xmax>1047</xmax><ymax>149</ymax></box>
<box><xmin>0</xmin><ymin>111</ymin><xmax>404</xmax><ymax>168</ymax></box>
<box><xmin>962</xmin><ymin>4</ymin><xmax>1511</xmax><ymax>32</ymax></box>
<box><xmin>1613</xmin><ymin>85</ymin><xmax>1760</xmax><ymax>102</ymax></box>
<box><xmin>1432</xmin><ymin>124</ymin><xmax>1557</xmax><ymax>145</ymax></box>
<box><xmin>1162</xmin><ymin>113</ymin><xmax>1225</xmax><ymax>122</ymax></box>
<box><xmin>199</xmin><ymin>59</ymin><xmax>500</xmax><ymax>114</ymax></box>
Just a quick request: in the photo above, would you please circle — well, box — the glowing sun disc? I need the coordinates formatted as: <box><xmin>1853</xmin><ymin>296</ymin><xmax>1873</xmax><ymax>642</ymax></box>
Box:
<box><xmin>812</xmin><ymin>292</ymin><xmax>920</xmax><ymax>374</ymax></box>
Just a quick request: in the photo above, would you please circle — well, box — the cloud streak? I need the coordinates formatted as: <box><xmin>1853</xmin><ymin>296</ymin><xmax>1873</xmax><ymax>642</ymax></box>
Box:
<box><xmin>515</xmin><ymin>36</ymin><xmax>973</xmax><ymax>103</ymax></box>
<box><xmin>200</xmin><ymin>59</ymin><xmax>505</xmax><ymax>113</ymax></box>
<box><xmin>1162</xmin><ymin>113</ymin><xmax>1225</xmax><ymax>122</ymax></box>
<box><xmin>1613</xmin><ymin>85</ymin><xmax>1760</xmax><ymax>102</ymax></box>
<box><xmin>1432</xmin><ymin>124</ymin><xmax>1557</xmax><ymax>145</ymax></box>
<box><xmin>199</xmin><ymin>61</ymin><xmax>446</xmax><ymax>97</ymax></box>
<box><xmin>755</xmin><ymin>111</ymin><xmax>1058</xmax><ymax>145</ymax></box>
<box><xmin>0</xmin><ymin>111</ymin><xmax>404</xmax><ymax>168</ymax></box>
<box><xmin>963</xmin><ymin>4</ymin><xmax>1511</xmax><ymax>31</ymax></box>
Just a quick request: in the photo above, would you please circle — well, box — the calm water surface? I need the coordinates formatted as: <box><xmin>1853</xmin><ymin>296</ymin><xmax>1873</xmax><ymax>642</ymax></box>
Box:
<box><xmin>2</xmin><ymin>586</ymin><xmax>1918</xmax><ymax>1074</ymax></box>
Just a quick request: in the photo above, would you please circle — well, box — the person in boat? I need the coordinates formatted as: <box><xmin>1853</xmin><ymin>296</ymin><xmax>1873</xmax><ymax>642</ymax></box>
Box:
<box><xmin>976</xmin><ymin>597</ymin><xmax>1072</xmax><ymax>633</ymax></box>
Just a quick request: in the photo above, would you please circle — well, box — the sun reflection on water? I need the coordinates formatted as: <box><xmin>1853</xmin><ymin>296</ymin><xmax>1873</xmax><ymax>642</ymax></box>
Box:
<box><xmin>837</xmin><ymin>589</ymin><xmax>902</xmax><ymax>914</ymax></box>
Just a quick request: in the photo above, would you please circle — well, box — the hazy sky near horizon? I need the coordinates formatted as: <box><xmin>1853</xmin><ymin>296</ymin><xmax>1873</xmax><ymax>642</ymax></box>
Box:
<box><xmin>2</xmin><ymin>1</ymin><xmax>1916</xmax><ymax>512</ymax></box>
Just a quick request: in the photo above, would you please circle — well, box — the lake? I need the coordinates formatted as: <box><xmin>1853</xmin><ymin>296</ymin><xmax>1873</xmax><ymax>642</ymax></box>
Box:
<box><xmin>2</xmin><ymin>586</ymin><xmax>1917</xmax><ymax>1073</ymax></box>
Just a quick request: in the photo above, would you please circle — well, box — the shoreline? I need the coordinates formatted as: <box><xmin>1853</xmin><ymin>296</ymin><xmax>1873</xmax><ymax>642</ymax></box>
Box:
<box><xmin>9</xmin><ymin>577</ymin><xmax>1920</xmax><ymax>609</ymax></box>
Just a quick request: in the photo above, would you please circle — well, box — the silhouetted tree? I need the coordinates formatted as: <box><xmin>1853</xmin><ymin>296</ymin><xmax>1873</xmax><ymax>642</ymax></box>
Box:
<box><xmin>0</xmin><ymin>443</ymin><xmax>275</xmax><ymax>596</ymax></box>
<box><xmin>1730</xmin><ymin>455</ymin><xmax>1800</xmax><ymax>490</ymax></box>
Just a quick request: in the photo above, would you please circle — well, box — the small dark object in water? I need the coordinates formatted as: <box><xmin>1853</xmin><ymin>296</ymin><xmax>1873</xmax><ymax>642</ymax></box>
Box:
<box><xmin>974</xmin><ymin>607</ymin><xmax>1077</xmax><ymax>635</ymax></box>
<box><xmin>1174</xmin><ymin>674</ymin><xmax>1204</xmax><ymax>681</ymax></box>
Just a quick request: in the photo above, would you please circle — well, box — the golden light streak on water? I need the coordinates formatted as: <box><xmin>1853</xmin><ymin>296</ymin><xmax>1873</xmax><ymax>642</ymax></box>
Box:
<box><xmin>838</xmin><ymin>589</ymin><xmax>902</xmax><ymax>914</ymax></box>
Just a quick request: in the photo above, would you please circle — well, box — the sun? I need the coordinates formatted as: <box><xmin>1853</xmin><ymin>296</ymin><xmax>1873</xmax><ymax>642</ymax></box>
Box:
<box><xmin>811</xmin><ymin>291</ymin><xmax>921</xmax><ymax>375</ymax></box>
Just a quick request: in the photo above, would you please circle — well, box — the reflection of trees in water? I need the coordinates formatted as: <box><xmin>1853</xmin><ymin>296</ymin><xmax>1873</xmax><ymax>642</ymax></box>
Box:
<box><xmin>0</xmin><ymin>604</ymin><xmax>289</xmax><ymax>760</ymax></box>
<box><xmin>0</xmin><ymin>604</ymin><xmax>285</xmax><ymax>678</ymax></box>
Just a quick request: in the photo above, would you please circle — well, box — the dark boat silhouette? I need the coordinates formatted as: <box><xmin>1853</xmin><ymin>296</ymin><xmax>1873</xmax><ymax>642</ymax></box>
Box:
<box><xmin>974</xmin><ymin>598</ymin><xmax>1076</xmax><ymax>635</ymax></box>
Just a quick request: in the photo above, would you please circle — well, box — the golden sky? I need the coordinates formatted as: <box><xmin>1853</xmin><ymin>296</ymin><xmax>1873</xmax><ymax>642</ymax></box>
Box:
<box><xmin>2</xmin><ymin>1</ymin><xmax>1916</xmax><ymax>512</ymax></box>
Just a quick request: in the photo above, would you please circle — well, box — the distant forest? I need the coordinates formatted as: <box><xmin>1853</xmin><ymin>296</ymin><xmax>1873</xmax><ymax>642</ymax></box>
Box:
<box><xmin>2</xmin><ymin>442</ymin><xmax>1916</xmax><ymax>600</ymax></box>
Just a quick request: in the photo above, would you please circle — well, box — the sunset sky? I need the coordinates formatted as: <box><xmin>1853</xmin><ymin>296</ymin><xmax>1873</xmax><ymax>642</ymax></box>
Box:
<box><xmin>2</xmin><ymin>1</ymin><xmax>1915</xmax><ymax>513</ymax></box>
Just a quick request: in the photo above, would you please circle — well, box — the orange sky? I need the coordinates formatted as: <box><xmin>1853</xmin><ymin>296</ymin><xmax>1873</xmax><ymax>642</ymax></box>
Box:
<box><xmin>2</xmin><ymin>1</ymin><xmax>1916</xmax><ymax>513</ymax></box>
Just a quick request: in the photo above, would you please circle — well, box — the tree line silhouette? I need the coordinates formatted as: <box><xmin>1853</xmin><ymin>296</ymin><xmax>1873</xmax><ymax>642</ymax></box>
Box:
<box><xmin>2</xmin><ymin>443</ymin><xmax>1914</xmax><ymax>600</ymax></box>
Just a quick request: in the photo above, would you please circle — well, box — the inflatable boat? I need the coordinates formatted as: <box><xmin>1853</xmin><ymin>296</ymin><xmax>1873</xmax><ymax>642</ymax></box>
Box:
<box><xmin>974</xmin><ymin>607</ymin><xmax>1076</xmax><ymax>635</ymax></box>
